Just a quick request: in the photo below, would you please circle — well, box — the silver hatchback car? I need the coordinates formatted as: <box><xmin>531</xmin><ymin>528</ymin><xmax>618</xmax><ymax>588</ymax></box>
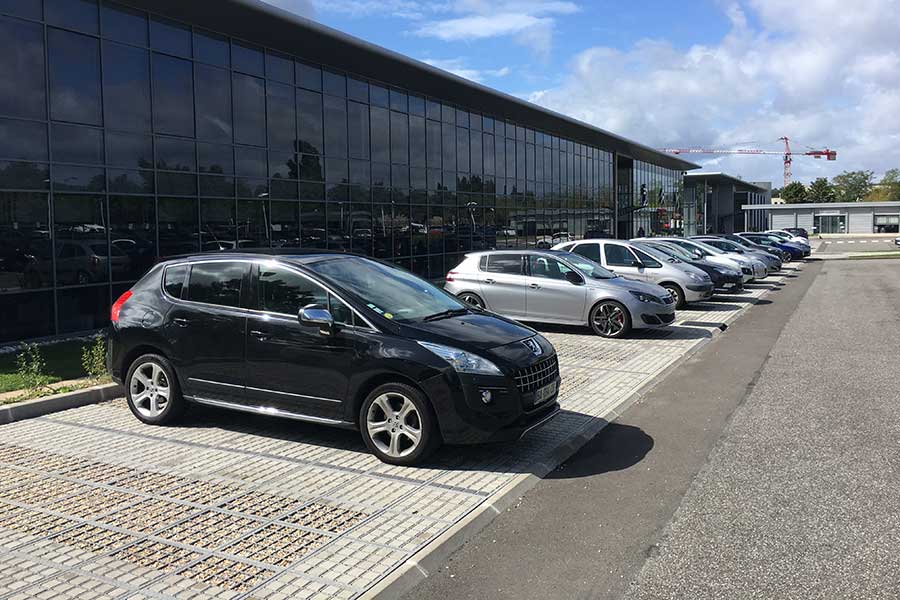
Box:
<box><xmin>444</xmin><ymin>250</ymin><xmax>676</xmax><ymax>338</ymax></box>
<box><xmin>553</xmin><ymin>239</ymin><xmax>713</xmax><ymax>308</ymax></box>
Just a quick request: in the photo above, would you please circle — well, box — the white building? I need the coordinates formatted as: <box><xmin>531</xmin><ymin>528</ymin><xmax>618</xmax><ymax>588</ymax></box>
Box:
<box><xmin>740</xmin><ymin>201</ymin><xmax>900</xmax><ymax>234</ymax></box>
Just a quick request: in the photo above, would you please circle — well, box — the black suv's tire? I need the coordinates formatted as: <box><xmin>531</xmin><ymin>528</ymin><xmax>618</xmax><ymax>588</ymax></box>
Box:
<box><xmin>359</xmin><ymin>383</ymin><xmax>440</xmax><ymax>466</ymax></box>
<box><xmin>589</xmin><ymin>300</ymin><xmax>632</xmax><ymax>338</ymax></box>
<box><xmin>125</xmin><ymin>353</ymin><xmax>184</xmax><ymax>425</ymax></box>
<box><xmin>662</xmin><ymin>283</ymin><xmax>686</xmax><ymax>309</ymax></box>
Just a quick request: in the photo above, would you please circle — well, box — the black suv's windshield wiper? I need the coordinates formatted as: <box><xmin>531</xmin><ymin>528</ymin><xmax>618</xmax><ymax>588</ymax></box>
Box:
<box><xmin>422</xmin><ymin>308</ymin><xmax>469</xmax><ymax>322</ymax></box>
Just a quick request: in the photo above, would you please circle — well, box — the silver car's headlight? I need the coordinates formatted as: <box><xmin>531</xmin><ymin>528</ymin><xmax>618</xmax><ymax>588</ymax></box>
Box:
<box><xmin>686</xmin><ymin>271</ymin><xmax>703</xmax><ymax>282</ymax></box>
<box><xmin>630</xmin><ymin>291</ymin><xmax>661</xmax><ymax>304</ymax></box>
<box><xmin>417</xmin><ymin>342</ymin><xmax>503</xmax><ymax>376</ymax></box>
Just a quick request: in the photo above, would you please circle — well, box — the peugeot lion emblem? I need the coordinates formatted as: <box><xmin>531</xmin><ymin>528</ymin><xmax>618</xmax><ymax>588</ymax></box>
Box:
<box><xmin>523</xmin><ymin>338</ymin><xmax>543</xmax><ymax>356</ymax></box>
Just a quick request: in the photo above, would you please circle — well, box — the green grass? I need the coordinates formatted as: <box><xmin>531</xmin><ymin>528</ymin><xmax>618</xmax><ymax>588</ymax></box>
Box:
<box><xmin>0</xmin><ymin>340</ymin><xmax>88</xmax><ymax>394</ymax></box>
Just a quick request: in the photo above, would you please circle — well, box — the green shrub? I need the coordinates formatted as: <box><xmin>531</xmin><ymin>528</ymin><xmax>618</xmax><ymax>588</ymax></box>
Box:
<box><xmin>15</xmin><ymin>343</ymin><xmax>51</xmax><ymax>392</ymax></box>
<box><xmin>81</xmin><ymin>336</ymin><xmax>107</xmax><ymax>380</ymax></box>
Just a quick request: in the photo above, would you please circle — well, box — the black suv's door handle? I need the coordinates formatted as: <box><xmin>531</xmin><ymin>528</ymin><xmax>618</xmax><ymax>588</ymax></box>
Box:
<box><xmin>172</xmin><ymin>317</ymin><xmax>189</xmax><ymax>327</ymax></box>
<box><xmin>249</xmin><ymin>329</ymin><xmax>270</xmax><ymax>341</ymax></box>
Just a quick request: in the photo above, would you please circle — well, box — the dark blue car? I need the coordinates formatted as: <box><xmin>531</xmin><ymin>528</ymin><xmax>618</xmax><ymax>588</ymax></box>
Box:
<box><xmin>738</xmin><ymin>234</ymin><xmax>806</xmax><ymax>262</ymax></box>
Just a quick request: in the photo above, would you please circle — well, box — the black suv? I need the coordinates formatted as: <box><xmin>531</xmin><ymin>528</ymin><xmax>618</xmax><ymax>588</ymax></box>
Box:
<box><xmin>107</xmin><ymin>252</ymin><xmax>560</xmax><ymax>465</ymax></box>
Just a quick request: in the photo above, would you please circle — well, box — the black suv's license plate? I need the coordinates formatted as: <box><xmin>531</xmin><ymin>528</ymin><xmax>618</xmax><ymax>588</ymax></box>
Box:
<box><xmin>533</xmin><ymin>380</ymin><xmax>558</xmax><ymax>405</ymax></box>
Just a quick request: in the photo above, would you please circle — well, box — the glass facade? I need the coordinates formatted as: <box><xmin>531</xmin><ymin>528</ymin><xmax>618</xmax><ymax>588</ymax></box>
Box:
<box><xmin>0</xmin><ymin>0</ymin><xmax>683</xmax><ymax>343</ymax></box>
<box><xmin>625</xmin><ymin>160</ymin><xmax>688</xmax><ymax>238</ymax></box>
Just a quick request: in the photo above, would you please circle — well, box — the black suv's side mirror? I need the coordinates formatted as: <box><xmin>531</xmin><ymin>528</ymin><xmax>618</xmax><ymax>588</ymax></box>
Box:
<box><xmin>564</xmin><ymin>270</ymin><xmax>584</xmax><ymax>285</ymax></box>
<box><xmin>299</xmin><ymin>305</ymin><xmax>334</xmax><ymax>336</ymax></box>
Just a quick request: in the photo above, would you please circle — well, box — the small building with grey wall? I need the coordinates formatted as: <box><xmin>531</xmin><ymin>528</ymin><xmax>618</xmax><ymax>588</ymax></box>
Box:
<box><xmin>740</xmin><ymin>201</ymin><xmax>900</xmax><ymax>234</ymax></box>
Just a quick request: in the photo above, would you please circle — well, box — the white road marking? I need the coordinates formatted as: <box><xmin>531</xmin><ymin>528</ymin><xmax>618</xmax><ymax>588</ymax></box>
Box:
<box><xmin>837</xmin><ymin>241</ymin><xmax>845</xmax><ymax>244</ymax></box>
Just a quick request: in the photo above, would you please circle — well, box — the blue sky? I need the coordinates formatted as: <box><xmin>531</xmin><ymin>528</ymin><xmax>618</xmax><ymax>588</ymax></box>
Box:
<box><xmin>264</xmin><ymin>0</ymin><xmax>900</xmax><ymax>186</ymax></box>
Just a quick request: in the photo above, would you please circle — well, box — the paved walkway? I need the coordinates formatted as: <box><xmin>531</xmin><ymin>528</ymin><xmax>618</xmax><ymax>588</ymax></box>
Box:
<box><xmin>626</xmin><ymin>258</ymin><xmax>900</xmax><ymax>599</ymax></box>
<box><xmin>0</xmin><ymin>266</ymin><xmax>800</xmax><ymax>600</ymax></box>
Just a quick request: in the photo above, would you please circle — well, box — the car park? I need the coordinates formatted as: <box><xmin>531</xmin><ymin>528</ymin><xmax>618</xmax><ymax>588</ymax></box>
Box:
<box><xmin>692</xmin><ymin>236</ymin><xmax>782</xmax><ymax>273</ymax></box>
<box><xmin>632</xmin><ymin>240</ymin><xmax>745</xmax><ymax>293</ymax></box>
<box><xmin>107</xmin><ymin>251</ymin><xmax>562</xmax><ymax>466</ymax></box>
<box><xmin>633</xmin><ymin>237</ymin><xmax>765</xmax><ymax>282</ymax></box>
<box><xmin>738</xmin><ymin>233</ymin><xmax>808</xmax><ymax>261</ymax></box>
<box><xmin>553</xmin><ymin>239</ymin><xmax>713</xmax><ymax>308</ymax></box>
<box><xmin>765</xmin><ymin>230</ymin><xmax>812</xmax><ymax>250</ymax></box>
<box><xmin>445</xmin><ymin>250</ymin><xmax>676</xmax><ymax>338</ymax></box>
<box><xmin>783</xmin><ymin>227</ymin><xmax>809</xmax><ymax>239</ymax></box>
<box><xmin>720</xmin><ymin>233</ymin><xmax>791</xmax><ymax>262</ymax></box>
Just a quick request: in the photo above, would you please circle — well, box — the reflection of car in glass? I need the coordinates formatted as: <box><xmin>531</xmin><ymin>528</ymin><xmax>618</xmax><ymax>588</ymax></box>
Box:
<box><xmin>56</xmin><ymin>240</ymin><xmax>129</xmax><ymax>284</ymax></box>
<box><xmin>108</xmin><ymin>252</ymin><xmax>560</xmax><ymax>465</ymax></box>
<box><xmin>445</xmin><ymin>250</ymin><xmax>676</xmax><ymax>338</ymax></box>
<box><xmin>534</xmin><ymin>232</ymin><xmax>575</xmax><ymax>249</ymax></box>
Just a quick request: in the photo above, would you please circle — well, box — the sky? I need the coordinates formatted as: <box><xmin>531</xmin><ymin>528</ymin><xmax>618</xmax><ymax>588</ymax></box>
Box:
<box><xmin>261</xmin><ymin>0</ymin><xmax>900</xmax><ymax>186</ymax></box>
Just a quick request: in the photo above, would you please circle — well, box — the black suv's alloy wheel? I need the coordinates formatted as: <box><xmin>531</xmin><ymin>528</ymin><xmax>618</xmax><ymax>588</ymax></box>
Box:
<box><xmin>125</xmin><ymin>354</ymin><xmax>184</xmax><ymax>425</ymax></box>
<box><xmin>360</xmin><ymin>383</ymin><xmax>439</xmax><ymax>466</ymax></box>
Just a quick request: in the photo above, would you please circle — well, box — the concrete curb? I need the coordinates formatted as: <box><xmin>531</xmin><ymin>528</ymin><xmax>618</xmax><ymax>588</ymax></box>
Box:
<box><xmin>360</xmin><ymin>275</ymin><xmax>791</xmax><ymax>600</ymax></box>
<box><xmin>0</xmin><ymin>382</ymin><xmax>123</xmax><ymax>425</ymax></box>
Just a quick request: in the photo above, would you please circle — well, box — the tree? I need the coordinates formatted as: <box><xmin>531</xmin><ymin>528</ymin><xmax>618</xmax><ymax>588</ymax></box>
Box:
<box><xmin>781</xmin><ymin>181</ymin><xmax>808</xmax><ymax>203</ymax></box>
<box><xmin>876</xmin><ymin>168</ymin><xmax>900</xmax><ymax>201</ymax></box>
<box><xmin>832</xmin><ymin>170</ymin><xmax>874</xmax><ymax>202</ymax></box>
<box><xmin>807</xmin><ymin>177</ymin><xmax>835</xmax><ymax>202</ymax></box>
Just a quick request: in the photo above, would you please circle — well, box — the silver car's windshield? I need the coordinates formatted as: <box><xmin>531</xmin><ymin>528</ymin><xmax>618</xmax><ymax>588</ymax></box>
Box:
<box><xmin>645</xmin><ymin>241</ymin><xmax>694</xmax><ymax>262</ymax></box>
<box><xmin>560</xmin><ymin>254</ymin><xmax>618</xmax><ymax>280</ymax></box>
<box><xmin>634</xmin><ymin>242</ymin><xmax>681</xmax><ymax>264</ymax></box>
<box><xmin>306</xmin><ymin>256</ymin><xmax>466</xmax><ymax>323</ymax></box>
<box><xmin>688</xmin><ymin>239</ymin><xmax>726</xmax><ymax>255</ymax></box>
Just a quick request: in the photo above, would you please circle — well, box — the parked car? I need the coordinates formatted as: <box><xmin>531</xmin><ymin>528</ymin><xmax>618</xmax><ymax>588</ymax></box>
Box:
<box><xmin>633</xmin><ymin>241</ymin><xmax>744</xmax><ymax>293</ymax></box>
<box><xmin>720</xmin><ymin>234</ymin><xmax>791</xmax><ymax>262</ymax></box>
<box><xmin>737</xmin><ymin>233</ymin><xmax>807</xmax><ymax>261</ymax></box>
<box><xmin>107</xmin><ymin>251</ymin><xmax>562</xmax><ymax>466</ymax></box>
<box><xmin>553</xmin><ymin>239</ymin><xmax>713</xmax><ymax>308</ymax></box>
<box><xmin>783</xmin><ymin>227</ymin><xmax>809</xmax><ymax>239</ymax></box>
<box><xmin>692</xmin><ymin>236</ymin><xmax>782</xmax><ymax>273</ymax></box>
<box><xmin>633</xmin><ymin>237</ymin><xmax>764</xmax><ymax>282</ymax></box>
<box><xmin>445</xmin><ymin>250</ymin><xmax>676</xmax><ymax>338</ymax></box>
<box><xmin>895</xmin><ymin>236</ymin><xmax>900</xmax><ymax>246</ymax></box>
<box><xmin>765</xmin><ymin>230</ymin><xmax>811</xmax><ymax>251</ymax></box>
<box><xmin>56</xmin><ymin>239</ymin><xmax>130</xmax><ymax>285</ymax></box>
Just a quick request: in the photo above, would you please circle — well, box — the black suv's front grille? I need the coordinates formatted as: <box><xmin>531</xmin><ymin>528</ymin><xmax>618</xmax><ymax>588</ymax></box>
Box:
<box><xmin>515</xmin><ymin>355</ymin><xmax>559</xmax><ymax>394</ymax></box>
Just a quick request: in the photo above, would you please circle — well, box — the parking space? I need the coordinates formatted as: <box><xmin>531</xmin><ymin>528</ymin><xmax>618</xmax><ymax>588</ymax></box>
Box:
<box><xmin>0</xmin><ymin>265</ymin><xmax>801</xmax><ymax>600</ymax></box>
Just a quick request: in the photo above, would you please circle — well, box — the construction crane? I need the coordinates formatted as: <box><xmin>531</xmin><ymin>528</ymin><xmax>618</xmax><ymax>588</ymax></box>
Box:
<box><xmin>659</xmin><ymin>137</ymin><xmax>837</xmax><ymax>187</ymax></box>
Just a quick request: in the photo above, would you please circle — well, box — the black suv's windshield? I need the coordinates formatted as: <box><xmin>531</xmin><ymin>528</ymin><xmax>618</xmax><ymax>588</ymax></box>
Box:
<box><xmin>305</xmin><ymin>256</ymin><xmax>466</xmax><ymax>323</ymax></box>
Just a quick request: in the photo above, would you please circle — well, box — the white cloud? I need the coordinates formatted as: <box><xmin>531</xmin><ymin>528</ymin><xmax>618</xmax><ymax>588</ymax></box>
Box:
<box><xmin>525</xmin><ymin>0</ymin><xmax>900</xmax><ymax>184</ymax></box>
<box><xmin>414</xmin><ymin>2</ymin><xmax>580</xmax><ymax>57</ymax></box>
<box><xmin>420</xmin><ymin>57</ymin><xmax>511</xmax><ymax>82</ymax></box>
<box><xmin>304</xmin><ymin>0</ymin><xmax>579</xmax><ymax>57</ymax></box>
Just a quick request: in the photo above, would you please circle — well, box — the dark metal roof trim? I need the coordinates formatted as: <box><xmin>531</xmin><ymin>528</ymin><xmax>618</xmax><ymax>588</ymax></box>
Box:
<box><xmin>122</xmin><ymin>0</ymin><xmax>699</xmax><ymax>172</ymax></box>
<box><xmin>684</xmin><ymin>172</ymin><xmax>769</xmax><ymax>192</ymax></box>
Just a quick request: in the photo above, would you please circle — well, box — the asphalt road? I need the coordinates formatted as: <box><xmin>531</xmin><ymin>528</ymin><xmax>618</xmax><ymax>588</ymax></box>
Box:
<box><xmin>626</xmin><ymin>258</ymin><xmax>900</xmax><ymax>599</ymax></box>
<box><xmin>404</xmin><ymin>262</ymin><xmax>826</xmax><ymax>600</ymax></box>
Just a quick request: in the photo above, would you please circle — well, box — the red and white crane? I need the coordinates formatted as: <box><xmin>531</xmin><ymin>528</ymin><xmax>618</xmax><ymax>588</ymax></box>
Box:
<box><xmin>659</xmin><ymin>137</ymin><xmax>837</xmax><ymax>187</ymax></box>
